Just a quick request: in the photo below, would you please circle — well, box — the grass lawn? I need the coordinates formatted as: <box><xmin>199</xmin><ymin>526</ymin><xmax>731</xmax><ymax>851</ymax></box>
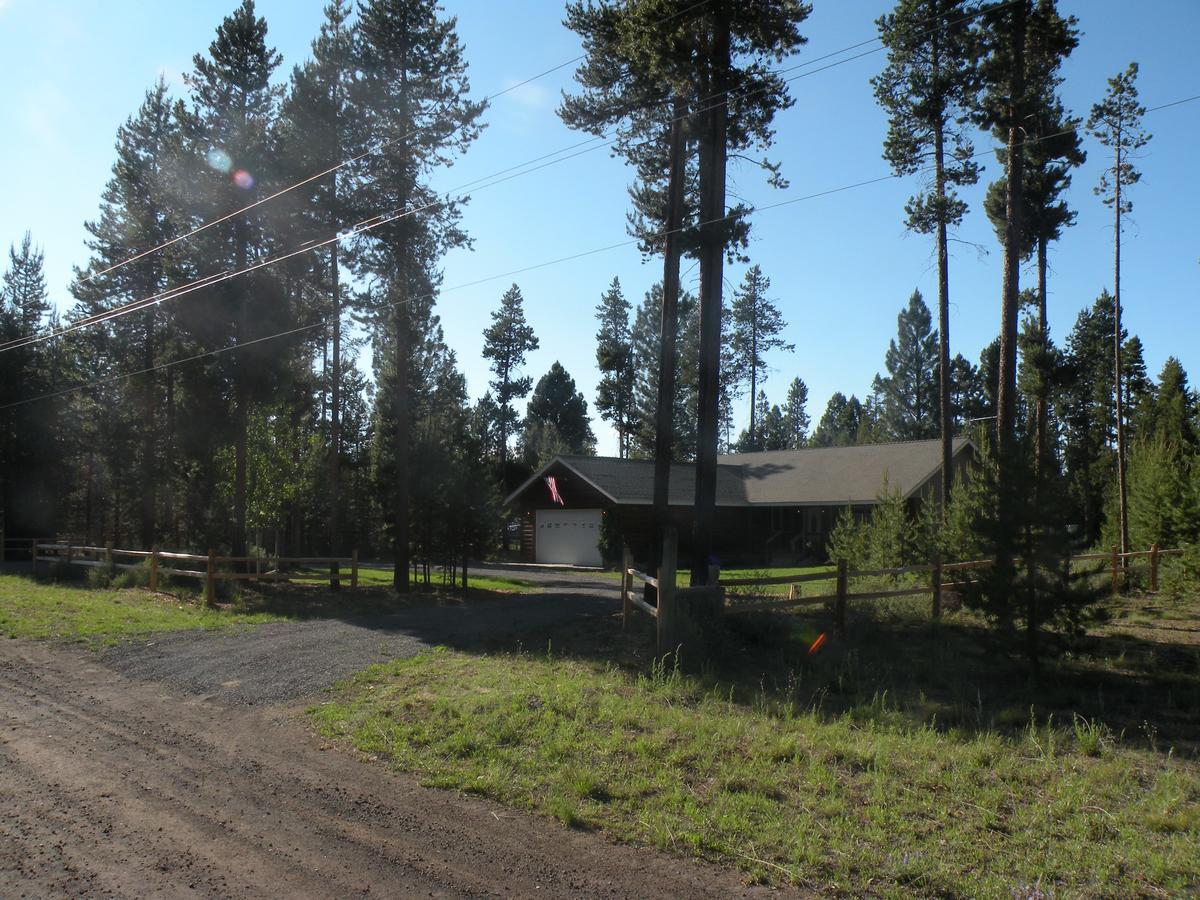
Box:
<box><xmin>0</xmin><ymin>574</ymin><xmax>280</xmax><ymax>643</ymax></box>
<box><xmin>0</xmin><ymin>565</ymin><xmax>539</xmax><ymax>644</ymax></box>
<box><xmin>312</xmin><ymin>590</ymin><xmax>1200</xmax><ymax>896</ymax></box>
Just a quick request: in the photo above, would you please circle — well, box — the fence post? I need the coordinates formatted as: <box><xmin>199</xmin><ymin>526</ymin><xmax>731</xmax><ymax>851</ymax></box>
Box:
<box><xmin>1110</xmin><ymin>545</ymin><xmax>1120</xmax><ymax>597</ymax></box>
<box><xmin>657</xmin><ymin>526</ymin><xmax>678</xmax><ymax>653</ymax></box>
<box><xmin>149</xmin><ymin>546</ymin><xmax>159</xmax><ymax>592</ymax></box>
<box><xmin>0</xmin><ymin>528</ymin><xmax>5</xmax><ymax>563</ymax></box>
<box><xmin>330</xmin><ymin>559</ymin><xmax>341</xmax><ymax>592</ymax></box>
<box><xmin>206</xmin><ymin>549</ymin><xmax>216</xmax><ymax>607</ymax></box>
<box><xmin>351</xmin><ymin>549</ymin><xmax>359</xmax><ymax>589</ymax></box>
<box><xmin>105</xmin><ymin>540</ymin><xmax>113</xmax><ymax>569</ymax></box>
<box><xmin>621</xmin><ymin>546</ymin><xmax>633</xmax><ymax>631</ymax></box>
<box><xmin>835</xmin><ymin>559</ymin><xmax>848</xmax><ymax>635</ymax></box>
<box><xmin>1150</xmin><ymin>543</ymin><xmax>1160</xmax><ymax>593</ymax></box>
<box><xmin>932</xmin><ymin>554</ymin><xmax>943</xmax><ymax>620</ymax></box>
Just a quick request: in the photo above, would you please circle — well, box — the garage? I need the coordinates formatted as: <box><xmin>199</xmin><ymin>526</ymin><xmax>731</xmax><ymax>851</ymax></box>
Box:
<box><xmin>535</xmin><ymin>508</ymin><xmax>603</xmax><ymax>567</ymax></box>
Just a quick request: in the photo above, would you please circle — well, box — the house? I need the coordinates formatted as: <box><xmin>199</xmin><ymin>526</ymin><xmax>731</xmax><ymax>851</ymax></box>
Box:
<box><xmin>504</xmin><ymin>437</ymin><xmax>975</xmax><ymax>567</ymax></box>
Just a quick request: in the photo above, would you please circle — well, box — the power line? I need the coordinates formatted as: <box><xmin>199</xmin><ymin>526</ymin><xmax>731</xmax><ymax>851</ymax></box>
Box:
<box><xmin>0</xmin><ymin>322</ymin><xmax>323</xmax><ymax>411</ymax></box>
<box><xmin>3</xmin><ymin>3</ymin><xmax>907</xmax><ymax>354</ymax></box>
<box><xmin>71</xmin><ymin>0</ymin><xmax>716</xmax><ymax>291</ymax></box>
<box><xmin>7</xmin><ymin>91</ymin><xmax>1196</xmax><ymax>413</ymax></box>
<box><xmin>7</xmin><ymin>1</ymin><xmax>1179</xmax><ymax>358</ymax></box>
<box><xmin>63</xmin><ymin>0</ymin><xmax>981</xmax><ymax>298</ymax></box>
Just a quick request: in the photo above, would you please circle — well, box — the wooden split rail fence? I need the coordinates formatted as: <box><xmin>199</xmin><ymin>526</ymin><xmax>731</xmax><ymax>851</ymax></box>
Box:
<box><xmin>33</xmin><ymin>542</ymin><xmax>360</xmax><ymax>606</ymax></box>
<box><xmin>622</xmin><ymin>543</ymin><xmax>1188</xmax><ymax>638</ymax></box>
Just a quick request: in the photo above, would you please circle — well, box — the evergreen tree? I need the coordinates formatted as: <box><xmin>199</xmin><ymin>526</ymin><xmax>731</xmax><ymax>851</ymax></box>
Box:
<box><xmin>759</xmin><ymin>401</ymin><xmax>791</xmax><ymax>451</ymax></box>
<box><xmin>277</xmin><ymin>0</ymin><xmax>356</xmax><ymax>553</ymax></box>
<box><xmin>0</xmin><ymin>232</ymin><xmax>57</xmax><ymax>539</ymax></box>
<box><xmin>1139</xmin><ymin>357</ymin><xmax>1197</xmax><ymax>451</ymax></box>
<box><xmin>71</xmin><ymin>80</ymin><xmax>180</xmax><ymax>548</ymax></box>
<box><xmin>950</xmin><ymin>352</ymin><xmax>989</xmax><ymax>426</ymax></box>
<box><xmin>1087</xmin><ymin>61</ymin><xmax>1151</xmax><ymax>560</ymax></box>
<box><xmin>782</xmin><ymin>376</ymin><xmax>810</xmax><ymax>448</ymax></box>
<box><xmin>975</xmin><ymin>0</ymin><xmax>1076</xmax><ymax>586</ymax></box>
<box><xmin>561</xmin><ymin>0</ymin><xmax>811</xmax><ymax>582</ymax></box>
<box><xmin>982</xmin><ymin>6</ymin><xmax>1084</xmax><ymax>482</ymax></box>
<box><xmin>481</xmin><ymin>283</ymin><xmax>539</xmax><ymax>474</ymax></box>
<box><xmin>874</xmin><ymin>0</ymin><xmax>980</xmax><ymax>508</ymax></box>
<box><xmin>812</xmin><ymin>392</ymin><xmax>863</xmax><ymax>448</ymax></box>
<box><xmin>593</xmin><ymin>277</ymin><xmax>636</xmax><ymax>457</ymax></box>
<box><xmin>175</xmin><ymin>0</ymin><xmax>295</xmax><ymax>560</ymax></box>
<box><xmin>629</xmin><ymin>283</ymin><xmax>699</xmax><ymax>459</ymax></box>
<box><xmin>523</xmin><ymin>361</ymin><xmax>596</xmax><ymax>458</ymax></box>
<box><xmin>349</xmin><ymin>0</ymin><xmax>485</xmax><ymax>590</ymax></box>
<box><xmin>872</xmin><ymin>290</ymin><xmax>939</xmax><ymax>440</ymax></box>
<box><xmin>727</xmin><ymin>264</ymin><xmax>793</xmax><ymax>447</ymax></box>
<box><xmin>1058</xmin><ymin>292</ymin><xmax>1146</xmax><ymax>545</ymax></box>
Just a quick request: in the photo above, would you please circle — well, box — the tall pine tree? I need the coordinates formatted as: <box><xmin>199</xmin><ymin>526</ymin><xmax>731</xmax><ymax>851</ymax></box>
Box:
<box><xmin>1086</xmin><ymin>61</ymin><xmax>1151</xmax><ymax>561</ymax></box>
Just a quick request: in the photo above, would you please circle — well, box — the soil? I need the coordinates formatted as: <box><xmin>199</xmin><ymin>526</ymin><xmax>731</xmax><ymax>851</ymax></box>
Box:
<box><xmin>1</xmin><ymin>588</ymin><xmax>798</xmax><ymax>898</ymax></box>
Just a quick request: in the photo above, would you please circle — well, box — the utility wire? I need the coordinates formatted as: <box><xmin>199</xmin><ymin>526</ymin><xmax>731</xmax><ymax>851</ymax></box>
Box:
<box><xmin>64</xmin><ymin>0</ymin><xmax>989</xmax><ymax>296</ymax></box>
<box><xmin>0</xmin><ymin>322</ymin><xmax>323</xmax><ymax>411</ymax></box>
<box><xmin>72</xmin><ymin>0</ymin><xmax>716</xmax><ymax>290</ymax></box>
<box><xmin>6</xmin><ymin>91</ymin><xmax>1195</xmax><ymax>414</ymax></box>
<box><xmin>3</xmin><ymin>2</ymin><xmax>996</xmax><ymax>354</ymax></box>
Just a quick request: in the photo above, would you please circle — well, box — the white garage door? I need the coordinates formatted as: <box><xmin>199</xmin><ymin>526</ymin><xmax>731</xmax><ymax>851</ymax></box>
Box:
<box><xmin>535</xmin><ymin>508</ymin><xmax>603</xmax><ymax>567</ymax></box>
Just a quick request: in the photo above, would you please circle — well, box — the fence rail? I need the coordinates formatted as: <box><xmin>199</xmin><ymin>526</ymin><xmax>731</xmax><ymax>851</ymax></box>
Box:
<box><xmin>33</xmin><ymin>542</ymin><xmax>360</xmax><ymax>606</ymax></box>
<box><xmin>717</xmin><ymin>543</ymin><xmax>1188</xmax><ymax>629</ymax></box>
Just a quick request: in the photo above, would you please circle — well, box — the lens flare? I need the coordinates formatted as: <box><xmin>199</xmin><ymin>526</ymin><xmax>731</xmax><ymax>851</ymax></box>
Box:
<box><xmin>233</xmin><ymin>169</ymin><xmax>255</xmax><ymax>190</ymax></box>
<box><xmin>206</xmin><ymin>148</ymin><xmax>233</xmax><ymax>174</ymax></box>
<box><xmin>808</xmin><ymin>632</ymin><xmax>828</xmax><ymax>655</ymax></box>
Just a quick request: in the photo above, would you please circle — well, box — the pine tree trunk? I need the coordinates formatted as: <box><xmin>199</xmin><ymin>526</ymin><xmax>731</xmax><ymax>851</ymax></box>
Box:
<box><xmin>1034</xmin><ymin>237</ymin><xmax>1048</xmax><ymax>483</ymax></box>
<box><xmin>393</xmin><ymin>293</ymin><xmax>410</xmax><ymax>593</ymax></box>
<box><xmin>996</xmin><ymin>0</ymin><xmax>1027</xmax><ymax>582</ymax></box>
<box><xmin>166</xmin><ymin>365</ymin><xmax>177</xmax><ymax>547</ymax></box>
<box><xmin>392</xmin><ymin>47</ymin><xmax>412</xmax><ymax>593</ymax></box>
<box><xmin>749</xmin><ymin>326</ymin><xmax>758</xmax><ymax>447</ymax></box>
<box><xmin>652</xmin><ymin>99</ymin><xmax>686</xmax><ymax>567</ymax></box>
<box><xmin>692</xmin><ymin>6</ymin><xmax>730</xmax><ymax>586</ymax></box>
<box><xmin>329</xmin><ymin>239</ymin><xmax>342</xmax><ymax>556</ymax></box>
<box><xmin>233</xmin><ymin>217</ymin><xmax>249</xmax><ymax>564</ymax></box>
<box><xmin>1113</xmin><ymin>141</ymin><xmax>1130</xmax><ymax>562</ymax></box>
<box><xmin>934</xmin><ymin>89</ymin><xmax>953</xmax><ymax>517</ymax></box>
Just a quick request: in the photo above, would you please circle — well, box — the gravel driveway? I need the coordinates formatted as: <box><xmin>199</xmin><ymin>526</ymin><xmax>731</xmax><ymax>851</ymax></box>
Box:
<box><xmin>104</xmin><ymin>590</ymin><xmax>619</xmax><ymax>705</ymax></box>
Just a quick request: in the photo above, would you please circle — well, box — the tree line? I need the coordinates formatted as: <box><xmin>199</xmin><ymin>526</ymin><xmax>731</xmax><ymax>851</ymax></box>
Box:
<box><xmin>1</xmin><ymin>0</ymin><xmax>1194</xmax><ymax>613</ymax></box>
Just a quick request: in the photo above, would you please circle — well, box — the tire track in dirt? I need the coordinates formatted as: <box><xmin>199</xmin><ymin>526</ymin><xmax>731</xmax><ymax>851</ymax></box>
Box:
<box><xmin>1</xmin><ymin>641</ymin><xmax>798</xmax><ymax>898</ymax></box>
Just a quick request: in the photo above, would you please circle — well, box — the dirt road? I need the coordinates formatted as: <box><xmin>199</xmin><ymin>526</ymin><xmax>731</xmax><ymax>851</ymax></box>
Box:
<box><xmin>1</xmin><ymin>617</ymin><xmax>792</xmax><ymax>897</ymax></box>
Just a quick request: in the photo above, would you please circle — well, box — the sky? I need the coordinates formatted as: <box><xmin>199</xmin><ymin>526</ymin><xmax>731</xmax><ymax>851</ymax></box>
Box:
<box><xmin>1</xmin><ymin>0</ymin><xmax>1197</xmax><ymax>456</ymax></box>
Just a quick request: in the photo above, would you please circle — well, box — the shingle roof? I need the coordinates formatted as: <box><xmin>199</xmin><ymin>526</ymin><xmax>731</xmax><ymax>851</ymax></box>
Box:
<box><xmin>716</xmin><ymin>437</ymin><xmax>972</xmax><ymax>505</ymax></box>
<box><xmin>509</xmin><ymin>438</ymin><xmax>972</xmax><ymax>508</ymax></box>
<box><xmin>553</xmin><ymin>456</ymin><xmax>751</xmax><ymax>506</ymax></box>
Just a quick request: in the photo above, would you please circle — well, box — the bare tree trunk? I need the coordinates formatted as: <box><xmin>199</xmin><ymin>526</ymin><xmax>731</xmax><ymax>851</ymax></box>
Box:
<box><xmin>692</xmin><ymin>6</ymin><xmax>729</xmax><ymax>586</ymax></box>
<box><xmin>652</xmin><ymin>100</ymin><xmax>687</xmax><ymax>571</ymax></box>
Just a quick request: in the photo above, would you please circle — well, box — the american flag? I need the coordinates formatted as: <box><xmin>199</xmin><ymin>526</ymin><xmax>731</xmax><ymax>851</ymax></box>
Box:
<box><xmin>545</xmin><ymin>475</ymin><xmax>564</xmax><ymax>506</ymax></box>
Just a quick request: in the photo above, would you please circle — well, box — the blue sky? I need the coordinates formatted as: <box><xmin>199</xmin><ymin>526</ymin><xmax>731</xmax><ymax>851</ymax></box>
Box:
<box><xmin>1</xmin><ymin>0</ymin><xmax>1197</xmax><ymax>455</ymax></box>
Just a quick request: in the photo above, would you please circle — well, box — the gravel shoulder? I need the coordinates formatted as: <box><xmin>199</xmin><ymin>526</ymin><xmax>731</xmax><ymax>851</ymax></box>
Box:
<box><xmin>3</xmin><ymin>586</ymin><xmax>793</xmax><ymax>898</ymax></box>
